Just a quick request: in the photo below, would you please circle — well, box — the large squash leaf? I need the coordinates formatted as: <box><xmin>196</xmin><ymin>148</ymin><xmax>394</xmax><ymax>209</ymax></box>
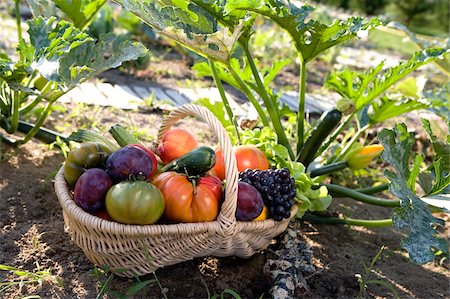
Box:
<box><xmin>223</xmin><ymin>0</ymin><xmax>380</xmax><ymax>62</ymax></box>
<box><xmin>115</xmin><ymin>0</ymin><xmax>245</xmax><ymax>64</ymax></box>
<box><xmin>326</xmin><ymin>48</ymin><xmax>448</xmax><ymax>110</ymax></box>
<box><xmin>28</xmin><ymin>17</ymin><xmax>147</xmax><ymax>97</ymax></box>
<box><xmin>378</xmin><ymin>124</ymin><xmax>448</xmax><ymax>264</ymax></box>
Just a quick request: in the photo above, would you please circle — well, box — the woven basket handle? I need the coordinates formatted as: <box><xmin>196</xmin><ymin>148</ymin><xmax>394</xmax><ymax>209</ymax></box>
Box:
<box><xmin>156</xmin><ymin>104</ymin><xmax>238</xmax><ymax>234</ymax></box>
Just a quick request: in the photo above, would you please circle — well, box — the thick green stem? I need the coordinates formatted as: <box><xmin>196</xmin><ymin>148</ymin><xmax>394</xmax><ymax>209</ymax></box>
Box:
<box><xmin>243</xmin><ymin>46</ymin><xmax>295</xmax><ymax>160</ymax></box>
<box><xmin>19</xmin><ymin>95</ymin><xmax>43</xmax><ymax>115</ymax></box>
<box><xmin>209</xmin><ymin>60</ymin><xmax>241</xmax><ymax>143</ymax></box>
<box><xmin>316</xmin><ymin>112</ymin><xmax>354</xmax><ymax>158</ymax></box>
<box><xmin>6</xmin><ymin>90</ymin><xmax>20</xmax><ymax>134</ymax></box>
<box><xmin>228</xmin><ymin>66</ymin><xmax>270</xmax><ymax>127</ymax></box>
<box><xmin>357</xmin><ymin>183</ymin><xmax>389</xmax><ymax>195</ymax></box>
<box><xmin>296</xmin><ymin>60</ymin><xmax>306</xmax><ymax>157</ymax></box>
<box><xmin>14</xmin><ymin>0</ymin><xmax>23</xmax><ymax>61</ymax></box>
<box><xmin>14</xmin><ymin>0</ymin><xmax>22</xmax><ymax>41</ymax></box>
<box><xmin>334</xmin><ymin>123</ymin><xmax>371</xmax><ymax>162</ymax></box>
<box><xmin>325</xmin><ymin>183</ymin><xmax>400</xmax><ymax>207</ymax></box>
<box><xmin>310</xmin><ymin>161</ymin><xmax>348</xmax><ymax>177</ymax></box>
<box><xmin>302</xmin><ymin>213</ymin><xmax>393</xmax><ymax>227</ymax></box>
<box><xmin>16</xmin><ymin>101</ymin><xmax>53</xmax><ymax>145</ymax></box>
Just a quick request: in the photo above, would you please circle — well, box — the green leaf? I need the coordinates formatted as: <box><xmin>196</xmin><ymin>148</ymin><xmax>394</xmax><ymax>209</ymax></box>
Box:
<box><xmin>57</xmin><ymin>33</ymin><xmax>147</xmax><ymax>88</ymax></box>
<box><xmin>125</xmin><ymin>279</ymin><xmax>156</xmax><ymax>296</ymax></box>
<box><xmin>262</xmin><ymin>58</ymin><xmax>291</xmax><ymax>86</ymax></box>
<box><xmin>307</xmin><ymin>186</ymin><xmax>332</xmax><ymax>211</ymax></box>
<box><xmin>25</xmin><ymin>17</ymin><xmax>147</xmax><ymax>97</ymax></box>
<box><xmin>193</xmin><ymin>97</ymin><xmax>232</xmax><ymax>128</ymax></box>
<box><xmin>53</xmin><ymin>0</ymin><xmax>107</xmax><ymax>30</ymax></box>
<box><xmin>408</xmin><ymin>154</ymin><xmax>424</xmax><ymax>192</ymax></box>
<box><xmin>116</xmin><ymin>0</ymin><xmax>243</xmax><ymax>64</ymax></box>
<box><xmin>422</xmin><ymin>118</ymin><xmax>450</xmax><ymax>172</ymax></box>
<box><xmin>224</xmin><ymin>1</ymin><xmax>380</xmax><ymax>62</ymax></box>
<box><xmin>386</xmin><ymin>22</ymin><xmax>450</xmax><ymax>77</ymax></box>
<box><xmin>326</xmin><ymin>48</ymin><xmax>448</xmax><ymax>110</ymax></box>
<box><xmin>369</xmin><ymin>96</ymin><xmax>429</xmax><ymax>124</ymax></box>
<box><xmin>220</xmin><ymin>289</ymin><xmax>242</xmax><ymax>299</ymax></box>
<box><xmin>391</xmin><ymin>76</ymin><xmax>426</xmax><ymax>98</ymax></box>
<box><xmin>428</xmin><ymin>159</ymin><xmax>450</xmax><ymax>196</ymax></box>
<box><xmin>378</xmin><ymin>124</ymin><xmax>447</xmax><ymax>264</ymax></box>
<box><xmin>192</xmin><ymin>60</ymin><xmax>239</xmax><ymax>90</ymax></box>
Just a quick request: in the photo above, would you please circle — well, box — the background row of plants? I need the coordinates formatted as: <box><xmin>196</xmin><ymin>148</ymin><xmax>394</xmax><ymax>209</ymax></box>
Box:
<box><xmin>1</xmin><ymin>0</ymin><xmax>449</xmax><ymax>267</ymax></box>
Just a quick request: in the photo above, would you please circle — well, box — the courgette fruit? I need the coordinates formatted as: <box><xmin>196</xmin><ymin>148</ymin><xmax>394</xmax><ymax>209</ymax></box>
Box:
<box><xmin>298</xmin><ymin>109</ymin><xmax>342</xmax><ymax>167</ymax></box>
<box><xmin>68</xmin><ymin>129</ymin><xmax>118</xmax><ymax>153</ymax></box>
<box><xmin>161</xmin><ymin>146</ymin><xmax>216</xmax><ymax>176</ymax></box>
<box><xmin>109</xmin><ymin>124</ymin><xmax>141</xmax><ymax>147</ymax></box>
<box><xmin>18</xmin><ymin>121</ymin><xmax>68</xmax><ymax>144</ymax></box>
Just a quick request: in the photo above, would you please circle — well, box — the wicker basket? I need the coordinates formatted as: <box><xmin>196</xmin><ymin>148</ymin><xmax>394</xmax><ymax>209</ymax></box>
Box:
<box><xmin>54</xmin><ymin>104</ymin><xmax>298</xmax><ymax>277</ymax></box>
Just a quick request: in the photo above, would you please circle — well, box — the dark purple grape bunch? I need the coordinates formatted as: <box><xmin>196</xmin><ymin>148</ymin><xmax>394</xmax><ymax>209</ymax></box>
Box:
<box><xmin>239</xmin><ymin>168</ymin><xmax>296</xmax><ymax>221</ymax></box>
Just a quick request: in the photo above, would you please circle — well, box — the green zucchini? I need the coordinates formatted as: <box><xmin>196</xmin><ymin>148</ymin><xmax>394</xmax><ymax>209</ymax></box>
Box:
<box><xmin>161</xmin><ymin>146</ymin><xmax>216</xmax><ymax>176</ymax></box>
<box><xmin>68</xmin><ymin>129</ymin><xmax>118</xmax><ymax>153</ymax></box>
<box><xmin>18</xmin><ymin>121</ymin><xmax>68</xmax><ymax>144</ymax></box>
<box><xmin>109</xmin><ymin>124</ymin><xmax>141</xmax><ymax>147</ymax></box>
<box><xmin>298</xmin><ymin>109</ymin><xmax>342</xmax><ymax>167</ymax></box>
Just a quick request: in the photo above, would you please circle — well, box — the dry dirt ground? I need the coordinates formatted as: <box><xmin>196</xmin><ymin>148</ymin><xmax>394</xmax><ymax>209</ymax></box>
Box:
<box><xmin>1</xmin><ymin>100</ymin><xmax>449</xmax><ymax>299</ymax></box>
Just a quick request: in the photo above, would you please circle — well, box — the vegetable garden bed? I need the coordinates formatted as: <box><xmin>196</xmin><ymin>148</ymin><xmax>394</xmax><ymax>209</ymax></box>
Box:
<box><xmin>1</xmin><ymin>0</ymin><xmax>449</xmax><ymax>298</ymax></box>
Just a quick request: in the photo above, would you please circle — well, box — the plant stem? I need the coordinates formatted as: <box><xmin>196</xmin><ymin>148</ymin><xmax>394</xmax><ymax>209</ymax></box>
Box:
<box><xmin>14</xmin><ymin>0</ymin><xmax>23</xmax><ymax>50</ymax></box>
<box><xmin>7</xmin><ymin>90</ymin><xmax>20</xmax><ymax>134</ymax></box>
<box><xmin>19</xmin><ymin>96</ymin><xmax>43</xmax><ymax>115</ymax></box>
<box><xmin>310</xmin><ymin>161</ymin><xmax>348</xmax><ymax>177</ymax></box>
<box><xmin>302</xmin><ymin>213</ymin><xmax>393</xmax><ymax>227</ymax></box>
<box><xmin>243</xmin><ymin>46</ymin><xmax>295</xmax><ymax>160</ymax></box>
<box><xmin>324</xmin><ymin>184</ymin><xmax>400</xmax><ymax>207</ymax></box>
<box><xmin>227</xmin><ymin>66</ymin><xmax>270</xmax><ymax>127</ymax></box>
<box><xmin>334</xmin><ymin>123</ymin><xmax>371</xmax><ymax>162</ymax></box>
<box><xmin>357</xmin><ymin>183</ymin><xmax>389</xmax><ymax>195</ymax></box>
<box><xmin>209</xmin><ymin>60</ymin><xmax>240</xmax><ymax>143</ymax></box>
<box><xmin>316</xmin><ymin>112</ymin><xmax>354</xmax><ymax>158</ymax></box>
<box><xmin>296</xmin><ymin>59</ymin><xmax>306</xmax><ymax>157</ymax></box>
<box><xmin>16</xmin><ymin>101</ymin><xmax>53</xmax><ymax>145</ymax></box>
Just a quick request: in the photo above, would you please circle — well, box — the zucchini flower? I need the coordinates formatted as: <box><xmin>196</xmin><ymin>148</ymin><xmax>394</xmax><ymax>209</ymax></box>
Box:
<box><xmin>346</xmin><ymin>145</ymin><xmax>384</xmax><ymax>170</ymax></box>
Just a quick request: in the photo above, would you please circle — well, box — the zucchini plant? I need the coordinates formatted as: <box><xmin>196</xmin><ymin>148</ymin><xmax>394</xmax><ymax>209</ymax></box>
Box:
<box><xmin>114</xmin><ymin>0</ymin><xmax>449</xmax><ymax>264</ymax></box>
<box><xmin>0</xmin><ymin>0</ymin><xmax>147</xmax><ymax>145</ymax></box>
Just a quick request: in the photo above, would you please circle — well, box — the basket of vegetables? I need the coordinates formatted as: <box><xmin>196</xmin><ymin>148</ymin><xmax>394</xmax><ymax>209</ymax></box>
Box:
<box><xmin>54</xmin><ymin>104</ymin><xmax>298</xmax><ymax>277</ymax></box>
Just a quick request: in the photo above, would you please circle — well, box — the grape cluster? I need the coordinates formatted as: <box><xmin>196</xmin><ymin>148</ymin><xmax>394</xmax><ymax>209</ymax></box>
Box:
<box><xmin>239</xmin><ymin>168</ymin><xmax>296</xmax><ymax>221</ymax></box>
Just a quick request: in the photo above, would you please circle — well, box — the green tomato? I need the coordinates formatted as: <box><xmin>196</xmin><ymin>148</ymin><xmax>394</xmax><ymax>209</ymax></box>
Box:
<box><xmin>105</xmin><ymin>181</ymin><xmax>165</xmax><ymax>225</ymax></box>
<box><xmin>64</xmin><ymin>142</ymin><xmax>111</xmax><ymax>186</ymax></box>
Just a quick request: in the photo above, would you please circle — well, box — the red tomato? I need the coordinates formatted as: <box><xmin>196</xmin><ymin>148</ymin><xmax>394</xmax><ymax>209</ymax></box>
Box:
<box><xmin>211</xmin><ymin>145</ymin><xmax>269</xmax><ymax>180</ymax></box>
<box><xmin>209</xmin><ymin>147</ymin><xmax>225</xmax><ymax>180</ymax></box>
<box><xmin>235</xmin><ymin>145</ymin><xmax>269</xmax><ymax>172</ymax></box>
<box><xmin>158</xmin><ymin>128</ymin><xmax>198</xmax><ymax>164</ymax></box>
<box><xmin>152</xmin><ymin>172</ymin><xmax>222</xmax><ymax>223</ymax></box>
<box><xmin>130</xmin><ymin>144</ymin><xmax>158</xmax><ymax>179</ymax></box>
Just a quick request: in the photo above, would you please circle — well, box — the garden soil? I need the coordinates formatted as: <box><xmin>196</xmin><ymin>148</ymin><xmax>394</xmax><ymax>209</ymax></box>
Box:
<box><xmin>1</xmin><ymin>101</ymin><xmax>449</xmax><ymax>299</ymax></box>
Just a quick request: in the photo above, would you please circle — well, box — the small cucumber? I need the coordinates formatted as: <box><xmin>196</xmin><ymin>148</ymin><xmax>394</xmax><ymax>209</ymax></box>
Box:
<box><xmin>298</xmin><ymin>109</ymin><xmax>342</xmax><ymax>167</ymax></box>
<box><xmin>161</xmin><ymin>146</ymin><xmax>216</xmax><ymax>176</ymax></box>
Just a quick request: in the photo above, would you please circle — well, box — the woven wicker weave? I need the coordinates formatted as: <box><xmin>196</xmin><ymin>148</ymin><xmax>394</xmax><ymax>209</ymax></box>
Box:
<box><xmin>54</xmin><ymin>104</ymin><xmax>298</xmax><ymax>277</ymax></box>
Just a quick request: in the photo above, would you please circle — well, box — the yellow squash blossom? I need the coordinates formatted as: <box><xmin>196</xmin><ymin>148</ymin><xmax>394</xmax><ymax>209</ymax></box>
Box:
<box><xmin>346</xmin><ymin>145</ymin><xmax>384</xmax><ymax>170</ymax></box>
